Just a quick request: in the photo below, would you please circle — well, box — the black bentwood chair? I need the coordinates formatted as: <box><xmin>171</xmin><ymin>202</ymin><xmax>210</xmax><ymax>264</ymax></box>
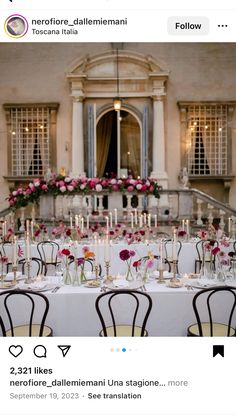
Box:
<box><xmin>187</xmin><ymin>286</ymin><xmax>236</xmax><ymax>337</ymax></box>
<box><xmin>164</xmin><ymin>239</ymin><xmax>182</xmax><ymax>275</ymax></box>
<box><xmin>0</xmin><ymin>290</ymin><xmax>52</xmax><ymax>337</ymax></box>
<box><xmin>95</xmin><ymin>290</ymin><xmax>152</xmax><ymax>337</ymax></box>
<box><xmin>18</xmin><ymin>257</ymin><xmax>47</xmax><ymax>277</ymax></box>
<box><xmin>37</xmin><ymin>240</ymin><xmax>60</xmax><ymax>274</ymax></box>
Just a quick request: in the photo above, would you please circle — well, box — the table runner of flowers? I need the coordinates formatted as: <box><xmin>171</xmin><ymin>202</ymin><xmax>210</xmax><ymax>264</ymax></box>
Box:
<box><xmin>7</xmin><ymin>175</ymin><xmax>160</xmax><ymax>210</ymax></box>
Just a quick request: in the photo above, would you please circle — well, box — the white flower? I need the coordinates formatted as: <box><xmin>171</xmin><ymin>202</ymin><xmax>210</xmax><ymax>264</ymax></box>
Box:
<box><xmin>29</xmin><ymin>182</ymin><xmax>34</xmax><ymax>189</ymax></box>
<box><xmin>12</xmin><ymin>191</ymin><xmax>18</xmax><ymax>196</ymax></box>
<box><xmin>129</xmin><ymin>179</ymin><xmax>136</xmax><ymax>185</ymax></box>
<box><xmin>95</xmin><ymin>184</ymin><xmax>103</xmax><ymax>192</ymax></box>
<box><xmin>34</xmin><ymin>181</ymin><xmax>40</xmax><ymax>187</ymax></box>
<box><xmin>146</xmin><ymin>180</ymin><xmax>150</xmax><ymax>187</ymax></box>
<box><xmin>110</xmin><ymin>179</ymin><xmax>117</xmax><ymax>184</ymax></box>
<box><xmin>67</xmin><ymin>185</ymin><xmax>74</xmax><ymax>192</ymax></box>
<box><xmin>64</xmin><ymin>177</ymin><xmax>71</xmax><ymax>183</ymax></box>
<box><xmin>80</xmin><ymin>184</ymin><xmax>86</xmax><ymax>190</ymax></box>
<box><xmin>136</xmin><ymin>184</ymin><xmax>142</xmax><ymax>190</ymax></box>
<box><xmin>60</xmin><ymin>186</ymin><xmax>66</xmax><ymax>193</ymax></box>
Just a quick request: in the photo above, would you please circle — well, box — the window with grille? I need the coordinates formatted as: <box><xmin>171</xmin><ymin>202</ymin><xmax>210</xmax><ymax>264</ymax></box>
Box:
<box><xmin>6</xmin><ymin>105</ymin><xmax>57</xmax><ymax>177</ymax></box>
<box><xmin>185</xmin><ymin>104</ymin><xmax>228</xmax><ymax>176</ymax></box>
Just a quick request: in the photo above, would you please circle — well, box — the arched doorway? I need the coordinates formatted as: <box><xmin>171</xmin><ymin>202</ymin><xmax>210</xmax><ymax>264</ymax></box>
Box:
<box><xmin>96</xmin><ymin>109</ymin><xmax>141</xmax><ymax>178</ymax></box>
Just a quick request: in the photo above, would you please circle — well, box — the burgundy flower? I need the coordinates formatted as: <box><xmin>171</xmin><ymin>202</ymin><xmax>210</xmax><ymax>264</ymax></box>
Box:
<box><xmin>65</xmin><ymin>228</ymin><xmax>71</xmax><ymax>237</ymax></box>
<box><xmin>77</xmin><ymin>257</ymin><xmax>85</xmax><ymax>266</ymax></box>
<box><xmin>119</xmin><ymin>249</ymin><xmax>131</xmax><ymax>261</ymax></box>
<box><xmin>209</xmin><ymin>240</ymin><xmax>216</xmax><ymax>247</ymax></box>
<box><xmin>228</xmin><ymin>251</ymin><xmax>236</xmax><ymax>258</ymax></box>
<box><xmin>129</xmin><ymin>250</ymin><xmax>136</xmax><ymax>257</ymax></box>
<box><xmin>212</xmin><ymin>246</ymin><xmax>220</xmax><ymax>255</ymax></box>
<box><xmin>178</xmin><ymin>230</ymin><xmax>186</xmax><ymax>237</ymax></box>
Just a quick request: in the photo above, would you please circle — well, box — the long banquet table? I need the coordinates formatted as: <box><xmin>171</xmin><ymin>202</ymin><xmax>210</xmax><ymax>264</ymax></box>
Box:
<box><xmin>3</xmin><ymin>279</ymin><xmax>235</xmax><ymax>337</ymax></box>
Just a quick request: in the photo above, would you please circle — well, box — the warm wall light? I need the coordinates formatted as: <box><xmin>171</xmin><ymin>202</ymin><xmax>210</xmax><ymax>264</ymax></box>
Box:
<box><xmin>113</xmin><ymin>48</ymin><xmax>122</xmax><ymax>111</ymax></box>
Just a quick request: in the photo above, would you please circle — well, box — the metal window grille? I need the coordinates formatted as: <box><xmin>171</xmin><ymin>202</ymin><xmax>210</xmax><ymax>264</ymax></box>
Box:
<box><xmin>10</xmin><ymin>107</ymin><xmax>50</xmax><ymax>176</ymax></box>
<box><xmin>186</xmin><ymin>104</ymin><xmax>228</xmax><ymax>176</ymax></box>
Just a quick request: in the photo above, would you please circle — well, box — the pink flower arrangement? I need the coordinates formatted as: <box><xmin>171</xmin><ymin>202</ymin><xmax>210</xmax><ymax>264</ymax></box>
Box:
<box><xmin>7</xmin><ymin>175</ymin><xmax>160</xmax><ymax>210</ymax></box>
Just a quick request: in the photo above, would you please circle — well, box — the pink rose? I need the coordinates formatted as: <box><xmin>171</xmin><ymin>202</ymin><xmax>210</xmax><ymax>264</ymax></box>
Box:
<box><xmin>67</xmin><ymin>185</ymin><xmax>74</xmax><ymax>192</ymax></box>
<box><xmin>80</xmin><ymin>184</ymin><xmax>86</xmax><ymax>190</ymax></box>
<box><xmin>60</xmin><ymin>186</ymin><xmax>66</xmax><ymax>193</ymax></box>
<box><xmin>33</xmin><ymin>179</ymin><xmax>40</xmax><ymax>187</ymax></box>
<box><xmin>59</xmin><ymin>180</ymin><xmax>65</xmax><ymax>187</ymax></box>
<box><xmin>127</xmin><ymin>185</ymin><xmax>134</xmax><ymax>192</ymax></box>
<box><xmin>112</xmin><ymin>184</ymin><xmax>119</xmax><ymax>191</ymax></box>
<box><xmin>41</xmin><ymin>184</ymin><xmax>48</xmax><ymax>191</ymax></box>
<box><xmin>95</xmin><ymin>184</ymin><xmax>103</xmax><ymax>192</ymax></box>
<box><xmin>110</xmin><ymin>179</ymin><xmax>117</xmax><ymax>185</ymax></box>
<box><xmin>12</xmin><ymin>191</ymin><xmax>18</xmax><ymax>196</ymax></box>
<box><xmin>141</xmin><ymin>184</ymin><xmax>147</xmax><ymax>191</ymax></box>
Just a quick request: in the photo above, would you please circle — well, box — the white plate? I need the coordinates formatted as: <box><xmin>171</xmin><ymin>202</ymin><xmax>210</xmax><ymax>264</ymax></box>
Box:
<box><xmin>166</xmin><ymin>281</ymin><xmax>183</xmax><ymax>288</ymax></box>
<box><xmin>151</xmin><ymin>270</ymin><xmax>173</xmax><ymax>279</ymax></box>
<box><xmin>105</xmin><ymin>280</ymin><xmax>143</xmax><ymax>290</ymax></box>
<box><xmin>186</xmin><ymin>280</ymin><xmax>223</xmax><ymax>289</ymax></box>
<box><xmin>84</xmin><ymin>280</ymin><xmax>101</xmax><ymax>288</ymax></box>
<box><xmin>17</xmin><ymin>283</ymin><xmax>55</xmax><ymax>292</ymax></box>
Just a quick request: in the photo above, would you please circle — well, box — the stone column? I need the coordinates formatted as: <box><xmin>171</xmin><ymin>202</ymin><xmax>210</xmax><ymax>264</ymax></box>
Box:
<box><xmin>151</xmin><ymin>95</ymin><xmax>168</xmax><ymax>208</ymax></box>
<box><xmin>72</xmin><ymin>97</ymin><xmax>85</xmax><ymax>176</ymax></box>
<box><xmin>151</xmin><ymin>96</ymin><xmax>168</xmax><ymax>187</ymax></box>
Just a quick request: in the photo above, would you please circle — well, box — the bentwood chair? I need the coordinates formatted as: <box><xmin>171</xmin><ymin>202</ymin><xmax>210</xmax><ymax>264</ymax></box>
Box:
<box><xmin>0</xmin><ymin>241</ymin><xmax>15</xmax><ymax>273</ymax></box>
<box><xmin>0</xmin><ymin>290</ymin><xmax>53</xmax><ymax>337</ymax></box>
<box><xmin>164</xmin><ymin>239</ymin><xmax>182</xmax><ymax>275</ymax></box>
<box><xmin>18</xmin><ymin>257</ymin><xmax>47</xmax><ymax>277</ymax></box>
<box><xmin>95</xmin><ymin>290</ymin><xmax>152</xmax><ymax>337</ymax></box>
<box><xmin>37</xmin><ymin>240</ymin><xmax>60</xmax><ymax>274</ymax></box>
<box><xmin>195</xmin><ymin>239</ymin><xmax>219</xmax><ymax>274</ymax></box>
<box><xmin>187</xmin><ymin>286</ymin><xmax>236</xmax><ymax>337</ymax></box>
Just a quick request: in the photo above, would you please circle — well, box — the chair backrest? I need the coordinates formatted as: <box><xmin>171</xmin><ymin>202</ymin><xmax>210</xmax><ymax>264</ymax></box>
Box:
<box><xmin>156</xmin><ymin>232</ymin><xmax>170</xmax><ymax>239</ymax></box>
<box><xmin>192</xmin><ymin>286</ymin><xmax>236</xmax><ymax>336</ymax></box>
<box><xmin>18</xmin><ymin>257</ymin><xmax>47</xmax><ymax>277</ymax></box>
<box><xmin>164</xmin><ymin>239</ymin><xmax>182</xmax><ymax>260</ymax></box>
<box><xmin>0</xmin><ymin>290</ymin><xmax>50</xmax><ymax>336</ymax></box>
<box><xmin>134</xmin><ymin>255</ymin><xmax>171</xmax><ymax>273</ymax></box>
<box><xmin>95</xmin><ymin>290</ymin><xmax>152</xmax><ymax>337</ymax></box>
<box><xmin>233</xmin><ymin>241</ymin><xmax>236</xmax><ymax>253</ymax></box>
<box><xmin>37</xmin><ymin>241</ymin><xmax>59</xmax><ymax>265</ymax></box>
<box><xmin>195</xmin><ymin>239</ymin><xmax>219</xmax><ymax>262</ymax></box>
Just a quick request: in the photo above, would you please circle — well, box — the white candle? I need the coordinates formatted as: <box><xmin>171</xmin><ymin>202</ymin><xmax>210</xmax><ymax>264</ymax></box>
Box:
<box><xmin>94</xmin><ymin>235</ymin><xmax>99</xmax><ymax>265</ymax></box>
<box><xmin>70</xmin><ymin>216</ymin><xmax>73</xmax><ymax>229</ymax></box>
<box><xmin>131</xmin><ymin>213</ymin><xmax>134</xmax><ymax>229</ymax></box>
<box><xmin>109</xmin><ymin>212</ymin><xmax>113</xmax><ymax>229</ymax></box>
<box><xmin>12</xmin><ymin>236</ymin><xmax>18</xmax><ymax>266</ymax></box>
<box><xmin>186</xmin><ymin>219</ymin><xmax>190</xmax><ymax>237</ymax></box>
<box><xmin>134</xmin><ymin>208</ymin><xmax>138</xmax><ymax>225</ymax></box>
<box><xmin>104</xmin><ymin>236</ymin><xmax>110</xmax><ymax>262</ymax></box>
<box><xmin>114</xmin><ymin>208</ymin><xmax>118</xmax><ymax>225</ymax></box>
<box><xmin>147</xmin><ymin>214</ymin><xmax>151</xmax><ymax>228</ymax></box>
<box><xmin>228</xmin><ymin>217</ymin><xmax>231</xmax><ymax>234</ymax></box>
<box><xmin>81</xmin><ymin>217</ymin><xmax>84</xmax><ymax>234</ymax></box>
<box><xmin>105</xmin><ymin>216</ymin><xmax>109</xmax><ymax>232</ymax></box>
<box><xmin>86</xmin><ymin>215</ymin><xmax>90</xmax><ymax>230</ymax></box>
<box><xmin>139</xmin><ymin>215</ymin><xmax>143</xmax><ymax>228</ymax></box>
<box><xmin>172</xmin><ymin>229</ymin><xmax>177</xmax><ymax>261</ymax></box>
<box><xmin>182</xmin><ymin>219</ymin><xmax>185</xmax><ymax>231</ymax></box>
<box><xmin>26</xmin><ymin>235</ymin><xmax>31</xmax><ymax>261</ymax></box>
<box><xmin>159</xmin><ymin>239</ymin><xmax>163</xmax><ymax>269</ymax></box>
<box><xmin>143</xmin><ymin>213</ymin><xmax>147</xmax><ymax>225</ymax></box>
<box><xmin>75</xmin><ymin>215</ymin><xmax>79</xmax><ymax>227</ymax></box>
<box><xmin>154</xmin><ymin>214</ymin><xmax>157</xmax><ymax>228</ymax></box>
<box><xmin>26</xmin><ymin>219</ymin><xmax>30</xmax><ymax>234</ymax></box>
<box><xmin>30</xmin><ymin>221</ymin><xmax>34</xmax><ymax>239</ymax></box>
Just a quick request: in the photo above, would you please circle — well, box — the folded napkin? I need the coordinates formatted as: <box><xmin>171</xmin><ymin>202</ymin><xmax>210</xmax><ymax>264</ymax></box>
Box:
<box><xmin>5</xmin><ymin>272</ymin><xmax>22</xmax><ymax>281</ymax></box>
<box><xmin>152</xmin><ymin>270</ymin><xmax>173</xmax><ymax>278</ymax></box>
<box><xmin>197</xmin><ymin>278</ymin><xmax>217</xmax><ymax>287</ymax></box>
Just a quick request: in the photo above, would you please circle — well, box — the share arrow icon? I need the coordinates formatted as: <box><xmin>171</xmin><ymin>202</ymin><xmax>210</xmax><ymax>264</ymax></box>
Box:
<box><xmin>58</xmin><ymin>345</ymin><xmax>71</xmax><ymax>357</ymax></box>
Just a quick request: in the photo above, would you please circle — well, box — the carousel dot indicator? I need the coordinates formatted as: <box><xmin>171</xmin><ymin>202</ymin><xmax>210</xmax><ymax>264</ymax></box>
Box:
<box><xmin>122</xmin><ymin>348</ymin><xmax>126</xmax><ymax>352</ymax></box>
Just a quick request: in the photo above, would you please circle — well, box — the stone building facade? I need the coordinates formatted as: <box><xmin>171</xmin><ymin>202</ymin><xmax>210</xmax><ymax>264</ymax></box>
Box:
<box><xmin>0</xmin><ymin>42</ymin><xmax>236</xmax><ymax>210</ymax></box>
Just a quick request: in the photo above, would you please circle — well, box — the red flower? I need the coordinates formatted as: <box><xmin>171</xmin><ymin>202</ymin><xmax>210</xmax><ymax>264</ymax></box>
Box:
<box><xmin>61</xmin><ymin>249</ymin><xmax>70</xmax><ymax>256</ymax></box>
<box><xmin>212</xmin><ymin>246</ymin><xmax>220</xmax><ymax>255</ymax></box>
<box><xmin>133</xmin><ymin>260</ymin><xmax>141</xmax><ymax>268</ymax></box>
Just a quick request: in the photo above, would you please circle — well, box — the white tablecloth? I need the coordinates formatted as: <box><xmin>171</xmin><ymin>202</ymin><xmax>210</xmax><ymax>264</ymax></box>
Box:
<box><xmin>2</xmin><ymin>279</ymin><xmax>234</xmax><ymax>337</ymax></box>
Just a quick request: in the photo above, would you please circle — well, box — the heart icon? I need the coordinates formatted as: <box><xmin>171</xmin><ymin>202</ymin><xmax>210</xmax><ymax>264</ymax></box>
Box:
<box><xmin>9</xmin><ymin>345</ymin><xmax>23</xmax><ymax>358</ymax></box>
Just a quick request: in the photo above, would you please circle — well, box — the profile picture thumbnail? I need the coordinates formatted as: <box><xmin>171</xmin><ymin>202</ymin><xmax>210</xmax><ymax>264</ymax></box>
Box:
<box><xmin>4</xmin><ymin>14</ymin><xmax>28</xmax><ymax>38</ymax></box>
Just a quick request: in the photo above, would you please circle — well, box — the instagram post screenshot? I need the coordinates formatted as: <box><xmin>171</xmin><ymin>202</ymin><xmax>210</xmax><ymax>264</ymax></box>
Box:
<box><xmin>0</xmin><ymin>1</ymin><xmax>236</xmax><ymax>418</ymax></box>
